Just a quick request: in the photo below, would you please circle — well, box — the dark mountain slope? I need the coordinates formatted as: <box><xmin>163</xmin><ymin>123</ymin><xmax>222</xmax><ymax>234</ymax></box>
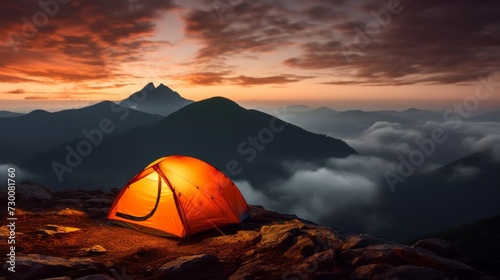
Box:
<box><xmin>378</xmin><ymin>150</ymin><xmax>500</xmax><ymax>241</ymax></box>
<box><xmin>0</xmin><ymin>101</ymin><xmax>162</xmax><ymax>163</ymax></box>
<box><xmin>25</xmin><ymin>97</ymin><xmax>357</xmax><ymax>190</ymax></box>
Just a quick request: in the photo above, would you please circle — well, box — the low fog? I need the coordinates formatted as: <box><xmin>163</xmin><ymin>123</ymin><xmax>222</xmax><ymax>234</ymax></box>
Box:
<box><xmin>240</xmin><ymin>108</ymin><xmax>500</xmax><ymax>236</ymax></box>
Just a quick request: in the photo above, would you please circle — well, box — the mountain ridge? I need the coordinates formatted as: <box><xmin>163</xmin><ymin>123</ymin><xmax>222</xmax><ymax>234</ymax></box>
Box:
<box><xmin>24</xmin><ymin>96</ymin><xmax>357</xmax><ymax>190</ymax></box>
<box><xmin>119</xmin><ymin>82</ymin><xmax>193</xmax><ymax>116</ymax></box>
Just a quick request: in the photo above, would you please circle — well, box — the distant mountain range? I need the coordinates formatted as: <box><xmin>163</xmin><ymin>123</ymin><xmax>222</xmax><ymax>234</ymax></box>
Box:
<box><xmin>24</xmin><ymin>96</ymin><xmax>357</xmax><ymax>190</ymax></box>
<box><xmin>119</xmin><ymin>82</ymin><xmax>192</xmax><ymax>116</ymax></box>
<box><xmin>0</xmin><ymin>101</ymin><xmax>162</xmax><ymax>163</ymax></box>
<box><xmin>0</xmin><ymin>110</ymin><xmax>24</xmax><ymax>118</ymax></box>
<box><xmin>289</xmin><ymin>109</ymin><xmax>415</xmax><ymax>138</ymax></box>
<box><xmin>471</xmin><ymin>110</ymin><xmax>500</xmax><ymax>122</ymax></box>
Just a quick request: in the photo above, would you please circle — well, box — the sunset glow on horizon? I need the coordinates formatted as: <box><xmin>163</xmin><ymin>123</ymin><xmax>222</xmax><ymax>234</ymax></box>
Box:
<box><xmin>1</xmin><ymin>0</ymin><xmax>499</xmax><ymax>112</ymax></box>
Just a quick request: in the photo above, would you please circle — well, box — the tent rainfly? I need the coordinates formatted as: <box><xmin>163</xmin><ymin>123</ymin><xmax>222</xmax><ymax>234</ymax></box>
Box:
<box><xmin>107</xmin><ymin>155</ymin><xmax>249</xmax><ymax>238</ymax></box>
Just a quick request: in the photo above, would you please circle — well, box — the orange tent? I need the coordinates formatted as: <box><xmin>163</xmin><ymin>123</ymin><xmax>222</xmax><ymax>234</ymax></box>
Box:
<box><xmin>107</xmin><ymin>155</ymin><xmax>249</xmax><ymax>238</ymax></box>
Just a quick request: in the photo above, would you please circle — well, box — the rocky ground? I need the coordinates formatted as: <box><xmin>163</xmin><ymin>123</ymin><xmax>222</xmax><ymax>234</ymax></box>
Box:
<box><xmin>0</xmin><ymin>182</ymin><xmax>499</xmax><ymax>280</ymax></box>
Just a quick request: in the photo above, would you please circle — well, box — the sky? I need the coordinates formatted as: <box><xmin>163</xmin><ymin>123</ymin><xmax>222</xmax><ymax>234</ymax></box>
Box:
<box><xmin>1</xmin><ymin>0</ymin><xmax>499</xmax><ymax>112</ymax></box>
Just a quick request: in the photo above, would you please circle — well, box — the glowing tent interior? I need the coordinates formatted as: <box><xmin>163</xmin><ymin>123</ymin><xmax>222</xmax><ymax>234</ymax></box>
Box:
<box><xmin>107</xmin><ymin>155</ymin><xmax>249</xmax><ymax>238</ymax></box>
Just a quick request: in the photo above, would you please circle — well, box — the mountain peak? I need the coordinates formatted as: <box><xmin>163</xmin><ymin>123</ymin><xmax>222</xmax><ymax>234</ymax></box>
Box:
<box><xmin>403</xmin><ymin>107</ymin><xmax>421</xmax><ymax>113</ymax></box>
<box><xmin>198</xmin><ymin>96</ymin><xmax>242</xmax><ymax>108</ymax></box>
<box><xmin>28</xmin><ymin>109</ymin><xmax>50</xmax><ymax>116</ymax></box>
<box><xmin>143</xmin><ymin>82</ymin><xmax>155</xmax><ymax>90</ymax></box>
<box><xmin>119</xmin><ymin>83</ymin><xmax>193</xmax><ymax>116</ymax></box>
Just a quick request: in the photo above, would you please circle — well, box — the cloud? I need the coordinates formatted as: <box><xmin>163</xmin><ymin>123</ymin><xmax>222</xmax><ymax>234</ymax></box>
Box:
<box><xmin>283</xmin><ymin>0</ymin><xmax>500</xmax><ymax>85</ymax></box>
<box><xmin>179</xmin><ymin>72</ymin><xmax>312</xmax><ymax>86</ymax></box>
<box><xmin>236</xmin><ymin>155</ymin><xmax>394</xmax><ymax>232</ymax></box>
<box><xmin>5</xmin><ymin>89</ymin><xmax>25</xmax><ymax>94</ymax></box>
<box><xmin>346</xmin><ymin>121</ymin><xmax>422</xmax><ymax>160</ymax></box>
<box><xmin>345</xmin><ymin>120</ymin><xmax>500</xmax><ymax>171</ymax></box>
<box><xmin>447</xmin><ymin>166</ymin><xmax>480</xmax><ymax>182</ymax></box>
<box><xmin>0</xmin><ymin>0</ymin><xmax>177</xmax><ymax>84</ymax></box>
<box><xmin>24</xmin><ymin>96</ymin><xmax>50</xmax><ymax>100</ymax></box>
<box><xmin>184</xmin><ymin>1</ymin><xmax>309</xmax><ymax>64</ymax></box>
<box><xmin>0</xmin><ymin>163</ymin><xmax>39</xmax><ymax>184</ymax></box>
<box><xmin>229</xmin><ymin>75</ymin><xmax>312</xmax><ymax>86</ymax></box>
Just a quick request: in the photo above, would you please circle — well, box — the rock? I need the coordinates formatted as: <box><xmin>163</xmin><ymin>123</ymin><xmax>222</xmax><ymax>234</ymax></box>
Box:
<box><xmin>229</xmin><ymin>259</ymin><xmax>279</xmax><ymax>280</ymax></box>
<box><xmin>79</xmin><ymin>245</ymin><xmax>107</xmax><ymax>256</ymax></box>
<box><xmin>74</xmin><ymin>274</ymin><xmax>115</xmax><ymax>280</ymax></box>
<box><xmin>56</xmin><ymin>199</ymin><xmax>85</xmax><ymax>208</ymax></box>
<box><xmin>412</xmin><ymin>238</ymin><xmax>460</xmax><ymax>257</ymax></box>
<box><xmin>6</xmin><ymin>254</ymin><xmax>104</xmax><ymax>280</ymax></box>
<box><xmin>258</xmin><ymin>220</ymin><xmax>308</xmax><ymax>251</ymax></box>
<box><xmin>85</xmin><ymin>197</ymin><xmax>113</xmax><ymax>206</ymax></box>
<box><xmin>346</xmin><ymin>244</ymin><xmax>476</xmax><ymax>277</ymax></box>
<box><xmin>16</xmin><ymin>209</ymin><xmax>34</xmax><ymax>216</ymax></box>
<box><xmin>284</xmin><ymin>234</ymin><xmax>318</xmax><ymax>259</ymax></box>
<box><xmin>372</xmin><ymin>265</ymin><xmax>449</xmax><ymax>280</ymax></box>
<box><xmin>155</xmin><ymin>254</ymin><xmax>218</xmax><ymax>278</ymax></box>
<box><xmin>352</xmin><ymin>264</ymin><xmax>392</xmax><ymax>279</ymax></box>
<box><xmin>292</xmin><ymin>249</ymin><xmax>336</xmax><ymax>279</ymax></box>
<box><xmin>340</xmin><ymin>234</ymin><xmax>389</xmax><ymax>251</ymax></box>
<box><xmin>209</xmin><ymin>230</ymin><xmax>260</xmax><ymax>244</ymax></box>
<box><xmin>1</xmin><ymin>226</ymin><xmax>23</xmax><ymax>238</ymax></box>
<box><xmin>37</xmin><ymin>224</ymin><xmax>82</xmax><ymax>236</ymax></box>
<box><xmin>8</xmin><ymin>182</ymin><xmax>52</xmax><ymax>201</ymax></box>
<box><xmin>58</xmin><ymin>208</ymin><xmax>86</xmax><ymax>216</ymax></box>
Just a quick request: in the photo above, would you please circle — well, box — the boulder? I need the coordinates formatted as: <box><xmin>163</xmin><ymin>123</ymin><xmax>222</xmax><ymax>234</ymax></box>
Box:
<box><xmin>58</xmin><ymin>208</ymin><xmax>86</xmax><ymax>216</ymax></box>
<box><xmin>155</xmin><ymin>254</ymin><xmax>218</xmax><ymax>278</ymax></box>
<box><xmin>346</xmin><ymin>244</ymin><xmax>476</xmax><ymax>277</ymax></box>
<box><xmin>228</xmin><ymin>259</ymin><xmax>279</xmax><ymax>280</ymax></box>
<box><xmin>258</xmin><ymin>220</ymin><xmax>308</xmax><ymax>251</ymax></box>
<box><xmin>352</xmin><ymin>264</ymin><xmax>392</xmax><ymax>279</ymax></box>
<box><xmin>1</xmin><ymin>226</ymin><xmax>23</xmax><ymax>238</ymax></box>
<box><xmin>412</xmin><ymin>238</ymin><xmax>460</xmax><ymax>257</ymax></box>
<box><xmin>10</xmin><ymin>182</ymin><xmax>52</xmax><ymax>201</ymax></box>
<box><xmin>5</xmin><ymin>254</ymin><xmax>104</xmax><ymax>280</ymax></box>
<box><xmin>284</xmin><ymin>234</ymin><xmax>318</xmax><ymax>259</ymax></box>
<box><xmin>79</xmin><ymin>245</ymin><xmax>107</xmax><ymax>256</ymax></box>
<box><xmin>37</xmin><ymin>224</ymin><xmax>82</xmax><ymax>236</ymax></box>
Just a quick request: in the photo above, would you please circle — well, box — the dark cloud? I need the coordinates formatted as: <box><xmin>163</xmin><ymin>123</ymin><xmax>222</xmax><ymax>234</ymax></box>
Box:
<box><xmin>180</xmin><ymin>71</ymin><xmax>312</xmax><ymax>86</ymax></box>
<box><xmin>24</xmin><ymin>96</ymin><xmax>50</xmax><ymax>100</ymax></box>
<box><xmin>180</xmin><ymin>71</ymin><xmax>230</xmax><ymax>86</ymax></box>
<box><xmin>183</xmin><ymin>1</ymin><xmax>310</xmax><ymax>65</ymax></box>
<box><xmin>303</xmin><ymin>6</ymin><xmax>339</xmax><ymax>21</ymax></box>
<box><xmin>0</xmin><ymin>74</ymin><xmax>40</xmax><ymax>83</ymax></box>
<box><xmin>5</xmin><ymin>89</ymin><xmax>25</xmax><ymax>94</ymax></box>
<box><xmin>229</xmin><ymin>74</ymin><xmax>312</xmax><ymax>86</ymax></box>
<box><xmin>284</xmin><ymin>0</ymin><xmax>500</xmax><ymax>85</ymax></box>
<box><xmin>0</xmin><ymin>0</ymin><xmax>177</xmax><ymax>83</ymax></box>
